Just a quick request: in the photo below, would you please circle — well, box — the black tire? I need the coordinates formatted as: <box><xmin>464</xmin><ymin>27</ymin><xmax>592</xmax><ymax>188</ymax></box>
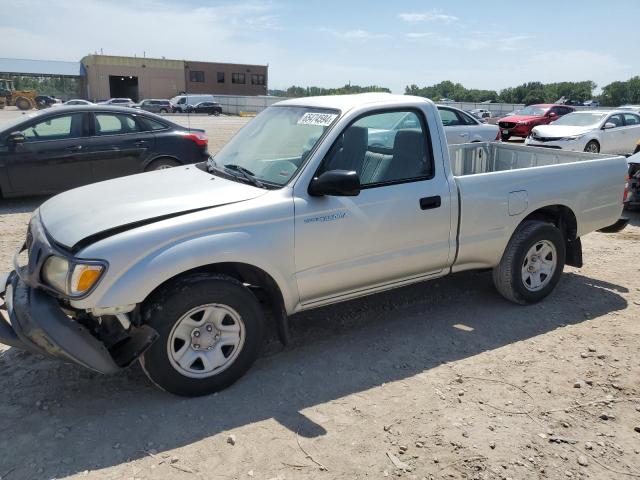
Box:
<box><xmin>145</xmin><ymin>157</ymin><xmax>181</xmax><ymax>171</ymax></box>
<box><xmin>140</xmin><ymin>274</ymin><xmax>265</xmax><ymax>396</ymax></box>
<box><xmin>492</xmin><ymin>220</ymin><xmax>566</xmax><ymax>305</ymax></box>
<box><xmin>213</xmin><ymin>111</ymin><xmax>220</xmax><ymax>116</ymax></box>
<box><xmin>584</xmin><ymin>140</ymin><xmax>600</xmax><ymax>154</ymax></box>
<box><xmin>15</xmin><ymin>97</ymin><xmax>32</xmax><ymax>110</ymax></box>
<box><xmin>501</xmin><ymin>133</ymin><xmax>510</xmax><ymax>142</ymax></box>
<box><xmin>159</xmin><ymin>108</ymin><xmax>168</xmax><ymax>114</ymax></box>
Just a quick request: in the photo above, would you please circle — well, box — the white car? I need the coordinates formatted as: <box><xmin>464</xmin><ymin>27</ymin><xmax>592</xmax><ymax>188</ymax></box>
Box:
<box><xmin>619</xmin><ymin>105</ymin><xmax>640</xmax><ymax>113</ymax></box>
<box><xmin>437</xmin><ymin>105</ymin><xmax>499</xmax><ymax>144</ymax></box>
<box><xmin>525</xmin><ymin>110</ymin><xmax>640</xmax><ymax>154</ymax></box>
<box><xmin>51</xmin><ymin>99</ymin><xmax>95</xmax><ymax>107</ymax></box>
<box><xmin>367</xmin><ymin>106</ymin><xmax>499</xmax><ymax>148</ymax></box>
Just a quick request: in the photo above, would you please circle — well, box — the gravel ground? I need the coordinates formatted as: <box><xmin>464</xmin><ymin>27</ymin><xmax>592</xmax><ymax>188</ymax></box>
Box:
<box><xmin>0</xmin><ymin>107</ymin><xmax>639</xmax><ymax>480</ymax></box>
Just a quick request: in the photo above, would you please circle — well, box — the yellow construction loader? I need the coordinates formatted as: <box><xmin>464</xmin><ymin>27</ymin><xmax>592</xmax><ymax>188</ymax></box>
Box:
<box><xmin>0</xmin><ymin>79</ymin><xmax>38</xmax><ymax>110</ymax></box>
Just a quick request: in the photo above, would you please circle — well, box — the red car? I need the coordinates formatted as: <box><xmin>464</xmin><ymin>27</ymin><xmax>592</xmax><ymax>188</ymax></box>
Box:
<box><xmin>498</xmin><ymin>104</ymin><xmax>575</xmax><ymax>141</ymax></box>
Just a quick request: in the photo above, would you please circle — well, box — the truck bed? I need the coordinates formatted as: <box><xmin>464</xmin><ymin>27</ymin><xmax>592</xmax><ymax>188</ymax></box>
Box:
<box><xmin>449</xmin><ymin>142</ymin><xmax>614</xmax><ymax>177</ymax></box>
<box><xmin>448</xmin><ymin>142</ymin><xmax>627</xmax><ymax>273</ymax></box>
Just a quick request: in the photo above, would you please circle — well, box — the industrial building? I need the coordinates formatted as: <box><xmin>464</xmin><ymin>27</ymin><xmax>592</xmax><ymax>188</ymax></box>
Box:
<box><xmin>0</xmin><ymin>55</ymin><xmax>268</xmax><ymax>101</ymax></box>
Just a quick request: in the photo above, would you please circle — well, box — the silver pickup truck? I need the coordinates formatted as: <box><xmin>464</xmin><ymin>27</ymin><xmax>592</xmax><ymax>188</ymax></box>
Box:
<box><xmin>0</xmin><ymin>93</ymin><xmax>628</xmax><ymax>396</ymax></box>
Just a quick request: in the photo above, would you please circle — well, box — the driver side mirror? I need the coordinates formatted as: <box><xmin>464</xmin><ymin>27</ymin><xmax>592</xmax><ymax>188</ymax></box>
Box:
<box><xmin>8</xmin><ymin>131</ymin><xmax>25</xmax><ymax>144</ymax></box>
<box><xmin>602</xmin><ymin>122</ymin><xmax>616</xmax><ymax>130</ymax></box>
<box><xmin>308</xmin><ymin>170</ymin><xmax>360</xmax><ymax>197</ymax></box>
<box><xmin>547</xmin><ymin>111</ymin><xmax>558</xmax><ymax>117</ymax></box>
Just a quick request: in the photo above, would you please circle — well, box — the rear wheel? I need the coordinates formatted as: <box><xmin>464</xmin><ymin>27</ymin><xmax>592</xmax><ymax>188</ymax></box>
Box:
<box><xmin>493</xmin><ymin>220</ymin><xmax>566</xmax><ymax>304</ymax></box>
<box><xmin>145</xmin><ymin>157</ymin><xmax>180</xmax><ymax>171</ymax></box>
<box><xmin>584</xmin><ymin>140</ymin><xmax>600</xmax><ymax>154</ymax></box>
<box><xmin>159</xmin><ymin>108</ymin><xmax>168</xmax><ymax>114</ymax></box>
<box><xmin>140</xmin><ymin>274</ymin><xmax>265</xmax><ymax>396</ymax></box>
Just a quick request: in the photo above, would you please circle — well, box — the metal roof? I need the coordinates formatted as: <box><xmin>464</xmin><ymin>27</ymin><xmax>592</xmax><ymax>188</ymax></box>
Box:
<box><xmin>0</xmin><ymin>58</ymin><xmax>83</xmax><ymax>77</ymax></box>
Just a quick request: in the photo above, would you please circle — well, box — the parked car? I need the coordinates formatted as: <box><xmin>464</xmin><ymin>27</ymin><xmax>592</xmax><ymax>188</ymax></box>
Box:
<box><xmin>0</xmin><ymin>105</ymin><xmax>209</xmax><ymax>198</ymax></box>
<box><xmin>618</xmin><ymin>105</ymin><xmax>640</xmax><ymax>112</ymax></box>
<box><xmin>98</xmin><ymin>98</ymin><xmax>136</xmax><ymax>107</ymax></box>
<box><xmin>55</xmin><ymin>99</ymin><xmax>94</xmax><ymax>107</ymax></box>
<box><xmin>498</xmin><ymin>104</ymin><xmax>574</xmax><ymax>141</ymax></box>
<box><xmin>135</xmin><ymin>99</ymin><xmax>171</xmax><ymax>114</ymax></box>
<box><xmin>437</xmin><ymin>106</ymin><xmax>499</xmax><ymax>143</ymax></box>
<box><xmin>35</xmin><ymin>95</ymin><xmax>61</xmax><ymax>108</ymax></box>
<box><xmin>186</xmin><ymin>101</ymin><xmax>223</xmax><ymax>116</ymax></box>
<box><xmin>525</xmin><ymin>110</ymin><xmax>640</xmax><ymax>154</ymax></box>
<box><xmin>170</xmin><ymin>94</ymin><xmax>216</xmax><ymax>113</ymax></box>
<box><xmin>365</xmin><ymin>106</ymin><xmax>498</xmax><ymax>148</ymax></box>
<box><xmin>624</xmin><ymin>152</ymin><xmax>640</xmax><ymax>210</ymax></box>
<box><xmin>0</xmin><ymin>93</ymin><xmax>627</xmax><ymax>396</ymax></box>
<box><xmin>583</xmin><ymin>100</ymin><xmax>600</xmax><ymax>107</ymax></box>
<box><xmin>469</xmin><ymin>108</ymin><xmax>492</xmax><ymax>119</ymax></box>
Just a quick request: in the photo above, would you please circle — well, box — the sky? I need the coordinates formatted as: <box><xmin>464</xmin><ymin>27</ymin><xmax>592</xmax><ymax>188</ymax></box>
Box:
<box><xmin>3</xmin><ymin>0</ymin><xmax>638</xmax><ymax>93</ymax></box>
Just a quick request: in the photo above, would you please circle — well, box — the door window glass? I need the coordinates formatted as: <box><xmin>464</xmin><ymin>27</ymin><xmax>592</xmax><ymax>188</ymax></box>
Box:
<box><xmin>320</xmin><ymin>110</ymin><xmax>433</xmax><ymax>187</ymax></box>
<box><xmin>623</xmin><ymin>113</ymin><xmax>640</xmax><ymax>126</ymax></box>
<box><xmin>438</xmin><ymin>108</ymin><xmax>461</xmax><ymax>126</ymax></box>
<box><xmin>23</xmin><ymin>114</ymin><xmax>83</xmax><ymax>141</ymax></box>
<box><xmin>606</xmin><ymin>114</ymin><xmax>624</xmax><ymax>128</ymax></box>
<box><xmin>95</xmin><ymin>114</ymin><xmax>141</xmax><ymax>135</ymax></box>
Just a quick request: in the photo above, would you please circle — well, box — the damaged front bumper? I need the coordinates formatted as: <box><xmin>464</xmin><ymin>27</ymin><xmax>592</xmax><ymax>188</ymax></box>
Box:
<box><xmin>0</xmin><ymin>271</ymin><xmax>157</xmax><ymax>374</ymax></box>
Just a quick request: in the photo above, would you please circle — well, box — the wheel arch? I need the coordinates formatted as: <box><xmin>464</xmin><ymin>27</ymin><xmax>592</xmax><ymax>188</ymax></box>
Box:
<box><xmin>140</xmin><ymin>261</ymin><xmax>289</xmax><ymax>344</ymax></box>
<box><xmin>519</xmin><ymin>204</ymin><xmax>582</xmax><ymax>267</ymax></box>
<box><xmin>143</xmin><ymin>154</ymin><xmax>183</xmax><ymax>171</ymax></box>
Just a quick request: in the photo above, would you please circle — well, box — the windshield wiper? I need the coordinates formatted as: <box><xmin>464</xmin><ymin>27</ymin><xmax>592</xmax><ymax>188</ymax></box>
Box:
<box><xmin>223</xmin><ymin>164</ymin><xmax>265</xmax><ymax>189</ymax></box>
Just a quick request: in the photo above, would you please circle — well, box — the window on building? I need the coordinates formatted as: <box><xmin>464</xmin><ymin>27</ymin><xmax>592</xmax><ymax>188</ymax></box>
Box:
<box><xmin>190</xmin><ymin>70</ymin><xmax>205</xmax><ymax>83</ymax></box>
<box><xmin>251</xmin><ymin>74</ymin><xmax>266</xmax><ymax>86</ymax></box>
<box><xmin>232</xmin><ymin>73</ymin><xmax>246</xmax><ymax>84</ymax></box>
<box><xmin>217</xmin><ymin>72</ymin><xmax>225</xmax><ymax>83</ymax></box>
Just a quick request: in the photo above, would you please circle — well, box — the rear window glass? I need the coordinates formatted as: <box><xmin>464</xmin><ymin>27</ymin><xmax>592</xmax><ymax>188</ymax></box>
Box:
<box><xmin>95</xmin><ymin>114</ymin><xmax>141</xmax><ymax>135</ymax></box>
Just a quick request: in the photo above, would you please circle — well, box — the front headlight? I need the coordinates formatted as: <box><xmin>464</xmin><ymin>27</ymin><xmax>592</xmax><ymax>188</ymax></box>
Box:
<box><xmin>42</xmin><ymin>256</ymin><xmax>106</xmax><ymax>296</ymax></box>
<box><xmin>42</xmin><ymin>256</ymin><xmax>69</xmax><ymax>293</ymax></box>
<box><xmin>561</xmin><ymin>134</ymin><xmax>585</xmax><ymax>141</ymax></box>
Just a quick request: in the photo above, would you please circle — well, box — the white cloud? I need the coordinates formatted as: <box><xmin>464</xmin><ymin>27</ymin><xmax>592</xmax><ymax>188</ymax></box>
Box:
<box><xmin>398</xmin><ymin>11</ymin><xmax>458</xmax><ymax>24</ymax></box>
<box><xmin>406</xmin><ymin>32</ymin><xmax>435</xmax><ymax>39</ymax></box>
<box><xmin>325</xmin><ymin>29</ymin><xmax>390</xmax><ymax>41</ymax></box>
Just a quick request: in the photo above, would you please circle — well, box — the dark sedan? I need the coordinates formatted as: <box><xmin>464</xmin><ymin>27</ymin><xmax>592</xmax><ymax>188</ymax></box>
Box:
<box><xmin>186</xmin><ymin>101</ymin><xmax>222</xmax><ymax>116</ymax></box>
<box><xmin>0</xmin><ymin>105</ymin><xmax>209</xmax><ymax>198</ymax></box>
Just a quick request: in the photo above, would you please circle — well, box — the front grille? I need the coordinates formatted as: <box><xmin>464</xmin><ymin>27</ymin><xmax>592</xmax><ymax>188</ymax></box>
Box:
<box><xmin>531</xmin><ymin>135</ymin><xmax>561</xmax><ymax>142</ymax></box>
<box><xmin>499</xmin><ymin>122</ymin><xmax>516</xmax><ymax>129</ymax></box>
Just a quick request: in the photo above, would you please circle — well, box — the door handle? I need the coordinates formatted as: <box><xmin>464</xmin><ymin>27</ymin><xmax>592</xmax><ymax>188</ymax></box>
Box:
<box><xmin>459</xmin><ymin>133</ymin><xmax>469</xmax><ymax>137</ymax></box>
<box><xmin>67</xmin><ymin>145</ymin><xmax>82</xmax><ymax>152</ymax></box>
<box><xmin>134</xmin><ymin>140</ymin><xmax>148</xmax><ymax>146</ymax></box>
<box><xmin>419</xmin><ymin>196</ymin><xmax>441</xmax><ymax>210</ymax></box>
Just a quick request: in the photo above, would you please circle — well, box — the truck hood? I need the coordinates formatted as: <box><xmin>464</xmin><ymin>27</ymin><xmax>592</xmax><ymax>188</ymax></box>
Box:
<box><xmin>39</xmin><ymin>165</ymin><xmax>266</xmax><ymax>249</ymax></box>
<box><xmin>531</xmin><ymin>125</ymin><xmax>593</xmax><ymax>138</ymax></box>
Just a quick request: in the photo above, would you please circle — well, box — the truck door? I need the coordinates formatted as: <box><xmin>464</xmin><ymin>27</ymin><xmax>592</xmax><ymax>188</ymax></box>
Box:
<box><xmin>294</xmin><ymin>109</ymin><xmax>453</xmax><ymax>305</ymax></box>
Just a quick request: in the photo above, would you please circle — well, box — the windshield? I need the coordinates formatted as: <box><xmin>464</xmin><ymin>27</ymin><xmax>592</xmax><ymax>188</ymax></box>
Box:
<box><xmin>209</xmin><ymin>106</ymin><xmax>339</xmax><ymax>186</ymax></box>
<box><xmin>552</xmin><ymin>112</ymin><xmax>607</xmax><ymax>127</ymax></box>
<box><xmin>516</xmin><ymin>105</ymin><xmax>548</xmax><ymax>116</ymax></box>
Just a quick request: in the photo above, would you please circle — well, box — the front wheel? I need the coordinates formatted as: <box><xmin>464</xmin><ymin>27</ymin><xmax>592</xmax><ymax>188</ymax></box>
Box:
<box><xmin>492</xmin><ymin>220</ymin><xmax>566</xmax><ymax>305</ymax></box>
<box><xmin>140</xmin><ymin>274</ymin><xmax>265</xmax><ymax>396</ymax></box>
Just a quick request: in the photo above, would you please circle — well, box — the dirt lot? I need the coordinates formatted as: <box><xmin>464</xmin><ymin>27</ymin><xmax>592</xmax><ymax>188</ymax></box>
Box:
<box><xmin>0</xmin><ymin>109</ymin><xmax>639</xmax><ymax>480</ymax></box>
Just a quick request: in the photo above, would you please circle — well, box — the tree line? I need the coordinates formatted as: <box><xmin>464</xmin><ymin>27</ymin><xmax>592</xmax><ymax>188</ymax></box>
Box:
<box><xmin>270</xmin><ymin>77</ymin><xmax>640</xmax><ymax>107</ymax></box>
<box><xmin>269</xmin><ymin>84</ymin><xmax>390</xmax><ymax>98</ymax></box>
